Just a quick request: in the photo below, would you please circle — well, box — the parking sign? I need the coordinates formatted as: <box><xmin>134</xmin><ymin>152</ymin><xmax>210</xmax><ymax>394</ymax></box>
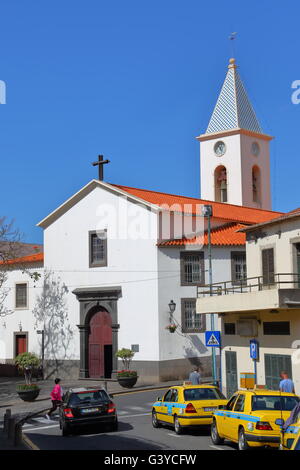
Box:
<box><xmin>250</xmin><ymin>339</ymin><xmax>259</xmax><ymax>360</ymax></box>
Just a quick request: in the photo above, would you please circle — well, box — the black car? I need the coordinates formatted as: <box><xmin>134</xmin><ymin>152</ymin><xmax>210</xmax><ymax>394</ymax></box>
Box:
<box><xmin>59</xmin><ymin>387</ymin><xmax>118</xmax><ymax>436</ymax></box>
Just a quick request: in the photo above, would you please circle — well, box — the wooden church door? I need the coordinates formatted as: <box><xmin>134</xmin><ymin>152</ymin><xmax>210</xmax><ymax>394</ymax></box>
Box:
<box><xmin>88</xmin><ymin>309</ymin><xmax>112</xmax><ymax>378</ymax></box>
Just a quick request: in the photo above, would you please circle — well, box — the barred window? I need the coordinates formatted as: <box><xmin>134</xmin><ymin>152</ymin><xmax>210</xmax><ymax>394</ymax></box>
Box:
<box><xmin>231</xmin><ymin>252</ymin><xmax>247</xmax><ymax>284</ymax></box>
<box><xmin>89</xmin><ymin>230</ymin><xmax>107</xmax><ymax>267</ymax></box>
<box><xmin>181</xmin><ymin>299</ymin><xmax>205</xmax><ymax>333</ymax></box>
<box><xmin>15</xmin><ymin>283</ymin><xmax>28</xmax><ymax>309</ymax></box>
<box><xmin>180</xmin><ymin>252</ymin><xmax>205</xmax><ymax>285</ymax></box>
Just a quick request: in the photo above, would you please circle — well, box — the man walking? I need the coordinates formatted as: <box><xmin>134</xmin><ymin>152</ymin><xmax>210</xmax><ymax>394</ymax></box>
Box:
<box><xmin>279</xmin><ymin>371</ymin><xmax>295</xmax><ymax>393</ymax></box>
<box><xmin>189</xmin><ymin>366</ymin><xmax>201</xmax><ymax>385</ymax></box>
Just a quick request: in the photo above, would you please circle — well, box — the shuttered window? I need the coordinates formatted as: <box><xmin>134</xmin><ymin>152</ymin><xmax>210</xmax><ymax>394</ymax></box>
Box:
<box><xmin>181</xmin><ymin>299</ymin><xmax>206</xmax><ymax>333</ymax></box>
<box><xmin>231</xmin><ymin>251</ymin><xmax>247</xmax><ymax>285</ymax></box>
<box><xmin>180</xmin><ymin>252</ymin><xmax>205</xmax><ymax>285</ymax></box>
<box><xmin>262</xmin><ymin>248</ymin><xmax>275</xmax><ymax>285</ymax></box>
<box><xmin>15</xmin><ymin>283</ymin><xmax>28</xmax><ymax>308</ymax></box>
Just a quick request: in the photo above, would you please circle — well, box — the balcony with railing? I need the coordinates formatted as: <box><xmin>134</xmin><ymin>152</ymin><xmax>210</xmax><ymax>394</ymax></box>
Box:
<box><xmin>196</xmin><ymin>273</ymin><xmax>300</xmax><ymax>315</ymax></box>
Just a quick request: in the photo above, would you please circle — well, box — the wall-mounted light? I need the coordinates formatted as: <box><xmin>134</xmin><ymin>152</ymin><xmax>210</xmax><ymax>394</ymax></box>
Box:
<box><xmin>168</xmin><ymin>300</ymin><xmax>176</xmax><ymax>314</ymax></box>
<box><xmin>19</xmin><ymin>321</ymin><xmax>22</xmax><ymax>332</ymax></box>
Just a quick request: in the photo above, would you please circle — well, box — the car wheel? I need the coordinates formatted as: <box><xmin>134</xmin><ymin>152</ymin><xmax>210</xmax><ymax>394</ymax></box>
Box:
<box><xmin>174</xmin><ymin>416</ymin><xmax>183</xmax><ymax>435</ymax></box>
<box><xmin>211</xmin><ymin>420</ymin><xmax>224</xmax><ymax>445</ymax></box>
<box><xmin>238</xmin><ymin>428</ymin><xmax>250</xmax><ymax>450</ymax></box>
<box><xmin>110</xmin><ymin>419</ymin><xmax>118</xmax><ymax>432</ymax></box>
<box><xmin>152</xmin><ymin>410</ymin><xmax>160</xmax><ymax>428</ymax></box>
<box><xmin>62</xmin><ymin>423</ymin><xmax>70</xmax><ymax>437</ymax></box>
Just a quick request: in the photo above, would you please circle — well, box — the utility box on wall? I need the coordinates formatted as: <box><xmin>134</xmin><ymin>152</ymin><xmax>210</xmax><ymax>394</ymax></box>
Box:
<box><xmin>240</xmin><ymin>372</ymin><xmax>255</xmax><ymax>389</ymax></box>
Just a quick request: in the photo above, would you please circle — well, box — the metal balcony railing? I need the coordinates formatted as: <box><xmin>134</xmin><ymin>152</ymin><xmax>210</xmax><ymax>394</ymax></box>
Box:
<box><xmin>197</xmin><ymin>273</ymin><xmax>300</xmax><ymax>298</ymax></box>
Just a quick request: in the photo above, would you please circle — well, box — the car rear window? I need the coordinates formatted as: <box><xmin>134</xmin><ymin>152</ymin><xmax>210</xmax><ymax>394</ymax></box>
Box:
<box><xmin>184</xmin><ymin>388</ymin><xmax>225</xmax><ymax>401</ymax></box>
<box><xmin>69</xmin><ymin>390</ymin><xmax>109</xmax><ymax>406</ymax></box>
<box><xmin>251</xmin><ymin>395</ymin><xmax>299</xmax><ymax>411</ymax></box>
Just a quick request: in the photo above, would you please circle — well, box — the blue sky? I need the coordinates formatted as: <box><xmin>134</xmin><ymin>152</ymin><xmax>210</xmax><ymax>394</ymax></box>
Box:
<box><xmin>0</xmin><ymin>1</ymin><xmax>299</xmax><ymax>243</ymax></box>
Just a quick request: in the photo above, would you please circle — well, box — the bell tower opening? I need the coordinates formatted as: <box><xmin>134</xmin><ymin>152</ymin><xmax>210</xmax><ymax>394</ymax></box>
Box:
<box><xmin>252</xmin><ymin>165</ymin><xmax>261</xmax><ymax>205</ymax></box>
<box><xmin>215</xmin><ymin>166</ymin><xmax>228</xmax><ymax>203</ymax></box>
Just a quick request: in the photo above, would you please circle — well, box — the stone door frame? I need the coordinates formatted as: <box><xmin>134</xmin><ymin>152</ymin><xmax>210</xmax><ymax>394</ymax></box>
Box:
<box><xmin>73</xmin><ymin>286</ymin><xmax>121</xmax><ymax>379</ymax></box>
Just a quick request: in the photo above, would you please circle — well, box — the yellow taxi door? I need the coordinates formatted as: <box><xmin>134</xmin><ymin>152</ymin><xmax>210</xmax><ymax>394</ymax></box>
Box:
<box><xmin>160</xmin><ymin>389</ymin><xmax>175</xmax><ymax>424</ymax></box>
<box><xmin>219</xmin><ymin>394</ymin><xmax>238</xmax><ymax>438</ymax></box>
<box><xmin>229</xmin><ymin>393</ymin><xmax>246</xmax><ymax>441</ymax></box>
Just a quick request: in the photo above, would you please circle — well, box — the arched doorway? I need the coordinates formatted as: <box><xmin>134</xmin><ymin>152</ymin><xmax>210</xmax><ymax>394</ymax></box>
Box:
<box><xmin>88</xmin><ymin>308</ymin><xmax>113</xmax><ymax>378</ymax></box>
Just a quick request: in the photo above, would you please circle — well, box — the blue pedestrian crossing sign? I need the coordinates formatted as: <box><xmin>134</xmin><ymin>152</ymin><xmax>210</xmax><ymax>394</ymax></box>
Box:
<box><xmin>250</xmin><ymin>339</ymin><xmax>259</xmax><ymax>360</ymax></box>
<box><xmin>205</xmin><ymin>331</ymin><xmax>221</xmax><ymax>347</ymax></box>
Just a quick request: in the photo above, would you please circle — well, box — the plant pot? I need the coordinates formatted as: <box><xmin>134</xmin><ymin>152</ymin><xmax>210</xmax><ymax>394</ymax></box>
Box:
<box><xmin>117</xmin><ymin>376</ymin><xmax>138</xmax><ymax>388</ymax></box>
<box><xmin>17</xmin><ymin>387</ymin><xmax>40</xmax><ymax>402</ymax></box>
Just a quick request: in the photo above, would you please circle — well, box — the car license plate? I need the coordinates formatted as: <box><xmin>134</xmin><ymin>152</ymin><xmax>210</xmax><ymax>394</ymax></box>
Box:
<box><xmin>204</xmin><ymin>407</ymin><xmax>216</xmax><ymax>412</ymax></box>
<box><xmin>81</xmin><ymin>408</ymin><xmax>99</xmax><ymax>414</ymax></box>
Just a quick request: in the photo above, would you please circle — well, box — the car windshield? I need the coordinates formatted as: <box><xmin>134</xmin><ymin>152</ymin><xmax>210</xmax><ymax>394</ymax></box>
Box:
<box><xmin>184</xmin><ymin>388</ymin><xmax>225</xmax><ymax>401</ymax></box>
<box><xmin>69</xmin><ymin>390</ymin><xmax>108</xmax><ymax>406</ymax></box>
<box><xmin>251</xmin><ymin>395</ymin><xmax>299</xmax><ymax>411</ymax></box>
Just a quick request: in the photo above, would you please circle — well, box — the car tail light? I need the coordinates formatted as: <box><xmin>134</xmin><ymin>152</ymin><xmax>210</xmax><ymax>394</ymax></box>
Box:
<box><xmin>64</xmin><ymin>408</ymin><xmax>74</xmax><ymax>418</ymax></box>
<box><xmin>256</xmin><ymin>421</ymin><xmax>273</xmax><ymax>431</ymax></box>
<box><xmin>108</xmin><ymin>402</ymin><xmax>116</xmax><ymax>414</ymax></box>
<box><xmin>185</xmin><ymin>403</ymin><xmax>197</xmax><ymax>413</ymax></box>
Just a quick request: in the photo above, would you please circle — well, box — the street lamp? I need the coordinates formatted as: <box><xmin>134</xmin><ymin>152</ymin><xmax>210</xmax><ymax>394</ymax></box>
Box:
<box><xmin>202</xmin><ymin>204</ymin><xmax>218</xmax><ymax>386</ymax></box>
<box><xmin>168</xmin><ymin>300</ymin><xmax>176</xmax><ymax>314</ymax></box>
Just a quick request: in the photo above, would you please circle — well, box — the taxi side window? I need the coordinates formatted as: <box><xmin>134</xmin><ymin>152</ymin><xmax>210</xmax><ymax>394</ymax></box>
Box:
<box><xmin>171</xmin><ymin>389</ymin><xmax>178</xmax><ymax>403</ymax></box>
<box><xmin>226</xmin><ymin>395</ymin><xmax>238</xmax><ymax>411</ymax></box>
<box><xmin>163</xmin><ymin>390</ymin><xmax>173</xmax><ymax>402</ymax></box>
<box><xmin>234</xmin><ymin>394</ymin><xmax>245</xmax><ymax>412</ymax></box>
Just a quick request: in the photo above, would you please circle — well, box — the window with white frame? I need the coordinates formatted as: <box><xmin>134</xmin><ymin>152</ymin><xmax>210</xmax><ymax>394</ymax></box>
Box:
<box><xmin>89</xmin><ymin>230</ymin><xmax>107</xmax><ymax>267</ymax></box>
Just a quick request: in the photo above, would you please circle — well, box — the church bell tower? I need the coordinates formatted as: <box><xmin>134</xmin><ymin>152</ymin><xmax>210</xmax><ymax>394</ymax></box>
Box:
<box><xmin>197</xmin><ymin>58</ymin><xmax>272</xmax><ymax>210</ymax></box>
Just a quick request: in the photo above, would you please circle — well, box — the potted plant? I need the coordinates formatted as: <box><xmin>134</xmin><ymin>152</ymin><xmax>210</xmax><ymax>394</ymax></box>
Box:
<box><xmin>165</xmin><ymin>324</ymin><xmax>177</xmax><ymax>333</ymax></box>
<box><xmin>14</xmin><ymin>352</ymin><xmax>41</xmax><ymax>401</ymax></box>
<box><xmin>116</xmin><ymin>348</ymin><xmax>138</xmax><ymax>388</ymax></box>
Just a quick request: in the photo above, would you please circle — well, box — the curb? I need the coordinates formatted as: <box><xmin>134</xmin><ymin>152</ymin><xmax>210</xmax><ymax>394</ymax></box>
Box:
<box><xmin>22</xmin><ymin>433</ymin><xmax>39</xmax><ymax>450</ymax></box>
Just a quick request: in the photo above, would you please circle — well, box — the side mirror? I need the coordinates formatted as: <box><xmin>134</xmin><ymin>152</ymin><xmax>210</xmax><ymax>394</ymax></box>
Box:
<box><xmin>157</xmin><ymin>397</ymin><xmax>161</xmax><ymax>401</ymax></box>
<box><xmin>109</xmin><ymin>394</ymin><xmax>114</xmax><ymax>399</ymax></box>
<box><xmin>275</xmin><ymin>418</ymin><xmax>284</xmax><ymax>427</ymax></box>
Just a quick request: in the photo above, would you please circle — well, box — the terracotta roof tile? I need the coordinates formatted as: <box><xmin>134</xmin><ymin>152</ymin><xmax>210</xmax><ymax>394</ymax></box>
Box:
<box><xmin>0</xmin><ymin>252</ymin><xmax>44</xmax><ymax>266</ymax></box>
<box><xmin>112</xmin><ymin>184</ymin><xmax>283</xmax><ymax>225</ymax></box>
<box><xmin>158</xmin><ymin>223</ymin><xmax>246</xmax><ymax>247</ymax></box>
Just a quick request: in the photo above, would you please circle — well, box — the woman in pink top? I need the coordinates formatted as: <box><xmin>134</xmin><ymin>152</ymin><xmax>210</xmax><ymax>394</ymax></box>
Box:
<box><xmin>46</xmin><ymin>378</ymin><xmax>63</xmax><ymax>419</ymax></box>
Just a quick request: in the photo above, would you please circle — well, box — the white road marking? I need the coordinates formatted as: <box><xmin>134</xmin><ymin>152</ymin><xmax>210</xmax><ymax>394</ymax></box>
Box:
<box><xmin>127</xmin><ymin>406</ymin><xmax>146</xmax><ymax>412</ymax></box>
<box><xmin>209</xmin><ymin>445</ymin><xmax>224</xmax><ymax>450</ymax></box>
<box><xmin>121</xmin><ymin>412</ymin><xmax>151</xmax><ymax>419</ymax></box>
<box><xmin>167</xmin><ymin>433</ymin><xmax>180</xmax><ymax>438</ymax></box>
<box><xmin>24</xmin><ymin>424</ymin><xmax>59</xmax><ymax>432</ymax></box>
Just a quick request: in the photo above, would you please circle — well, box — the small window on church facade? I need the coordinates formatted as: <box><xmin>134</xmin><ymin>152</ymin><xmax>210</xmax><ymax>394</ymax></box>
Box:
<box><xmin>214</xmin><ymin>166</ymin><xmax>227</xmax><ymax>203</ymax></box>
<box><xmin>231</xmin><ymin>251</ymin><xmax>247</xmax><ymax>285</ymax></box>
<box><xmin>252</xmin><ymin>166</ymin><xmax>261</xmax><ymax>204</ymax></box>
<box><xmin>180</xmin><ymin>252</ymin><xmax>205</xmax><ymax>286</ymax></box>
<box><xmin>89</xmin><ymin>230</ymin><xmax>107</xmax><ymax>267</ymax></box>
<box><xmin>15</xmin><ymin>283</ymin><xmax>28</xmax><ymax>309</ymax></box>
<box><xmin>181</xmin><ymin>299</ymin><xmax>206</xmax><ymax>333</ymax></box>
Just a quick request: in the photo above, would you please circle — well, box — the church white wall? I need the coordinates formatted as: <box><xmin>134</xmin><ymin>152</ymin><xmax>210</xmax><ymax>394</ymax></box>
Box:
<box><xmin>43</xmin><ymin>185</ymin><xmax>160</xmax><ymax>363</ymax></box>
<box><xmin>240</xmin><ymin>134</ymin><xmax>271</xmax><ymax>210</ymax></box>
<box><xmin>200</xmin><ymin>134</ymin><xmax>243</xmax><ymax>205</ymax></box>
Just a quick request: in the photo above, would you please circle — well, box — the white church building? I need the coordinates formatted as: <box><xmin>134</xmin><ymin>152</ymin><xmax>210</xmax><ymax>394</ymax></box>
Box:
<box><xmin>0</xmin><ymin>58</ymin><xmax>283</xmax><ymax>385</ymax></box>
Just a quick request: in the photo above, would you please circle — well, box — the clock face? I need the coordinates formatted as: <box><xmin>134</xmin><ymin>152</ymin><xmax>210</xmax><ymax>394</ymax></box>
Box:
<box><xmin>214</xmin><ymin>141</ymin><xmax>226</xmax><ymax>157</ymax></box>
<box><xmin>252</xmin><ymin>142</ymin><xmax>260</xmax><ymax>156</ymax></box>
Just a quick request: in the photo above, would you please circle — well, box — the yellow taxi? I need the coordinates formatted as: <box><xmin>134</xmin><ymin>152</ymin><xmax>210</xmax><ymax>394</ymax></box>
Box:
<box><xmin>276</xmin><ymin>417</ymin><xmax>300</xmax><ymax>450</ymax></box>
<box><xmin>211</xmin><ymin>389</ymin><xmax>299</xmax><ymax>450</ymax></box>
<box><xmin>152</xmin><ymin>384</ymin><xmax>228</xmax><ymax>434</ymax></box>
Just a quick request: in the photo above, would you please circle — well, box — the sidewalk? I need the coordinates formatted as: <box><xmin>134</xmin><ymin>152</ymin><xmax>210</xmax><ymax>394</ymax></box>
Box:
<box><xmin>0</xmin><ymin>377</ymin><xmax>183</xmax><ymax>419</ymax></box>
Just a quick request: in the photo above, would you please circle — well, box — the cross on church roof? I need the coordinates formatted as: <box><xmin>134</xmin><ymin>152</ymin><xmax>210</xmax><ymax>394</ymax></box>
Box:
<box><xmin>92</xmin><ymin>155</ymin><xmax>110</xmax><ymax>181</ymax></box>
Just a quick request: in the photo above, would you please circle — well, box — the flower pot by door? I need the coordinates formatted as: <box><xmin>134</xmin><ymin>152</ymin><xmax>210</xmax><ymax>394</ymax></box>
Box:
<box><xmin>117</xmin><ymin>376</ymin><xmax>138</xmax><ymax>388</ymax></box>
